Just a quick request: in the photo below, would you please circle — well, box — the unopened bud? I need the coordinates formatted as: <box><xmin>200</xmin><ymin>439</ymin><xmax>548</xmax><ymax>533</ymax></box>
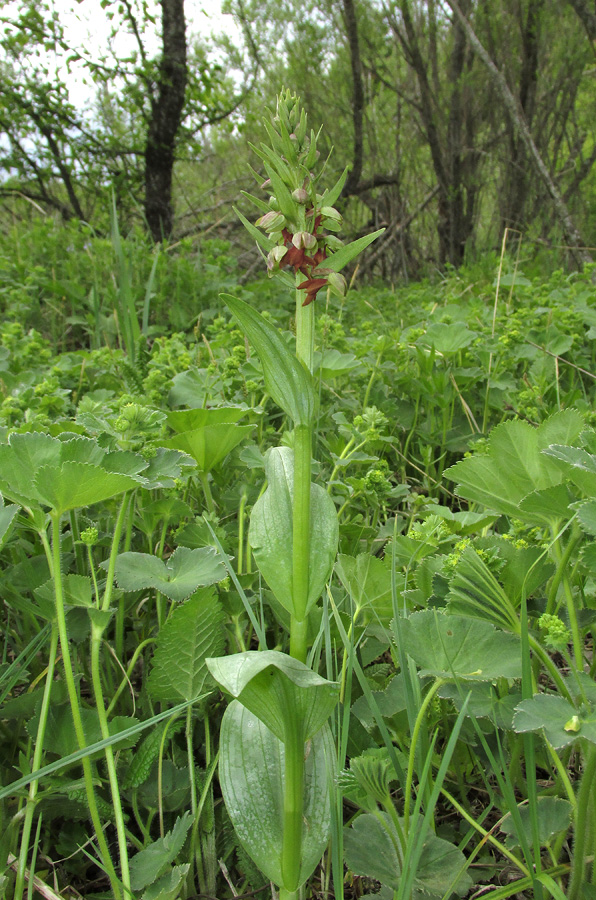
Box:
<box><xmin>292</xmin><ymin>231</ymin><xmax>318</xmax><ymax>250</ymax></box>
<box><xmin>292</xmin><ymin>188</ymin><xmax>309</xmax><ymax>204</ymax></box>
<box><xmin>321</xmin><ymin>206</ymin><xmax>342</xmax><ymax>223</ymax></box>
<box><xmin>267</xmin><ymin>245</ymin><xmax>288</xmax><ymax>270</ymax></box>
<box><xmin>324</xmin><ymin>235</ymin><xmax>344</xmax><ymax>252</ymax></box>
<box><xmin>327</xmin><ymin>271</ymin><xmax>348</xmax><ymax>297</ymax></box>
<box><xmin>256</xmin><ymin>211</ymin><xmax>285</xmax><ymax>231</ymax></box>
<box><xmin>260</xmin><ymin>178</ymin><xmax>272</xmax><ymax>190</ymax></box>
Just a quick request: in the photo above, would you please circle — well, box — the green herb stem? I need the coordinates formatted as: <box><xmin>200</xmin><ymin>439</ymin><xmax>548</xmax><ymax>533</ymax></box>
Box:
<box><xmin>51</xmin><ymin>513</ymin><xmax>121</xmax><ymax>898</ymax></box>
<box><xmin>568</xmin><ymin>743</ymin><xmax>596</xmax><ymax>900</ymax></box>
<box><xmin>14</xmin><ymin>625</ymin><xmax>59</xmax><ymax>900</ymax></box>
<box><xmin>291</xmin><ymin>423</ymin><xmax>311</xmax><ymax>645</ymax></box>
<box><xmin>403</xmin><ymin>678</ymin><xmax>443</xmax><ymax>833</ymax></box>
<box><xmin>90</xmin><ymin>621</ymin><xmax>131</xmax><ymax>896</ymax></box>
<box><xmin>281</xmin><ymin>714</ymin><xmax>305</xmax><ymax>892</ymax></box>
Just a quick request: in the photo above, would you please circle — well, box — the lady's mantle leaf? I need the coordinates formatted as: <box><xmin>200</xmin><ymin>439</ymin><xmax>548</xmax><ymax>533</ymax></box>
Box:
<box><xmin>513</xmin><ymin>693</ymin><xmax>596</xmax><ymax>748</ymax></box>
<box><xmin>395</xmin><ymin>611</ymin><xmax>522</xmax><ymax>681</ymax></box>
<box><xmin>148</xmin><ymin>588</ymin><xmax>225</xmax><ymax>702</ymax></box>
<box><xmin>114</xmin><ymin>546</ymin><xmax>226</xmax><ymax>602</ymax></box>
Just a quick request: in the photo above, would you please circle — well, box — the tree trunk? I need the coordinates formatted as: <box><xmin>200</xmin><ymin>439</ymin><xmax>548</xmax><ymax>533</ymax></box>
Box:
<box><xmin>445</xmin><ymin>0</ymin><xmax>593</xmax><ymax>268</ymax></box>
<box><xmin>567</xmin><ymin>0</ymin><xmax>596</xmax><ymax>42</ymax></box>
<box><xmin>340</xmin><ymin>0</ymin><xmax>365</xmax><ymax>197</ymax></box>
<box><xmin>144</xmin><ymin>0</ymin><xmax>188</xmax><ymax>242</ymax></box>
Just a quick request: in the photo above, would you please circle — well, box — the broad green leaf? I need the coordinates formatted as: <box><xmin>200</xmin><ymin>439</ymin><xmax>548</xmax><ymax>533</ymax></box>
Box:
<box><xmin>336</xmin><ymin>553</ymin><xmax>393</xmax><ymax>623</ymax></box>
<box><xmin>166</xmin><ymin>406</ymin><xmax>248</xmax><ymax>431</ymax></box>
<box><xmin>343</xmin><ymin>812</ymin><xmax>471</xmax><ymax>898</ymax></box>
<box><xmin>543</xmin><ymin>444</ymin><xmax>596</xmax><ymax>498</ymax></box>
<box><xmin>513</xmin><ymin>694</ymin><xmax>596</xmax><ymax>748</ymax></box>
<box><xmin>314</xmin><ymin>349</ymin><xmax>362</xmax><ymax>379</ymax></box>
<box><xmin>418</xmin><ymin>322</ymin><xmax>476</xmax><ymax>354</ymax></box>
<box><xmin>446</xmin><ymin>547</ymin><xmax>520</xmax><ymax>631</ymax></box>
<box><xmin>223</xmin><ymin>295</ymin><xmax>315</xmax><ymax>426</ymax></box>
<box><xmin>249</xmin><ymin>447</ymin><xmax>338</xmax><ymax>616</ymax></box>
<box><xmin>129</xmin><ymin>813</ymin><xmax>193</xmax><ymax>891</ymax></box>
<box><xmin>446</xmin><ymin>410</ymin><xmax>584</xmax><ymax>519</ymax></box>
<box><xmin>0</xmin><ymin>433</ymin><xmax>146</xmax><ymax>513</ymax></box>
<box><xmin>148</xmin><ymin>588</ymin><xmax>225</xmax><ymax>702</ymax></box>
<box><xmin>218</xmin><ymin>701</ymin><xmax>334</xmax><ymax>889</ymax></box>
<box><xmin>34</xmin><ymin>462</ymin><xmax>139</xmax><ymax>516</ymax></box>
<box><xmin>140</xmin><ymin>448</ymin><xmax>195</xmax><ymax>489</ymax></box>
<box><xmin>577</xmin><ymin>499</ymin><xmax>596</xmax><ymax>536</ymax></box>
<box><xmin>396</xmin><ymin>611</ymin><xmax>522</xmax><ymax>681</ymax></box>
<box><xmin>114</xmin><ymin>546</ymin><xmax>226</xmax><ymax>602</ymax></box>
<box><xmin>162</xmin><ymin>422</ymin><xmax>255</xmax><ymax>472</ymax></box>
<box><xmin>500</xmin><ymin>797</ymin><xmax>572</xmax><ymax>848</ymax></box>
<box><xmin>206</xmin><ymin>650</ymin><xmax>339</xmax><ymax>742</ymax></box>
<box><xmin>324</xmin><ymin>229</ymin><xmax>385</xmax><ymax>274</ymax></box>
<box><xmin>517</xmin><ymin>484</ymin><xmax>573</xmax><ymax>528</ymax></box>
<box><xmin>35</xmin><ymin>574</ymin><xmax>93</xmax><ymax>611</ymax></box>
<box><xmin>26</xmin><ymin>704</ymin><xmax>138</xmax><ymax>757</ymax></box>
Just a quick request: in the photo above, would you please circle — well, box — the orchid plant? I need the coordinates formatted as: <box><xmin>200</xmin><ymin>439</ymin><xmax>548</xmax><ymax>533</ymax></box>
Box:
<box><xmin>206</xmin><ymin>91</ymin><xmax>383</xmax><ymax>900</ymax></box>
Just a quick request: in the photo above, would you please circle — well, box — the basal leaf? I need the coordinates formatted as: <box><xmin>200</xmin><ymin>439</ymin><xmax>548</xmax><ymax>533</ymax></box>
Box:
<box><xmin>218</xmin><ymin>702</ymin><xmax>334</xmax><ymax>890</ymax></box>
<box><xmin>206</xmin><ymin>650</ymin><xmax>339</xmax><ymax>742</ymax></box>
<box><xmin>249</xmin><ymin>447</ymin><xmax>338</xmax><ymax>616</ymax></box>
<box><xmin>141</xmin><ymin>865</ymin><xmax>189</xmax><ymax>900</ymax></box>
<box><xmin>335</xmin><ymin>553</ymin><xmax>393</xmax><ymax>622</ymax></box>
<box><xmin>0</xmin><ymin>496</ymin><xmax>18</xmax><ymax>550</ymax></box>
<box><xmin>114</xmin><ymin>546</ymin><xmax>226</xmax><ymax>601</ymax></box>
<box><xmin>446</xmin><ymin>547</ymin><xmax>520</xmax><ymax>631</ymax></box>
<box><xmin>418</xmin><ymin>322</ymin><xmax>476</xmax><ymax>354</ymax></box>
<box><xmin>223</xmin><ymin>295</ymin><xmax>315</xmax><ymax>427</ymax></box>
<box><xmin>148</xmin><ymin>588</ymin><xmax>225</xmax><ymax>702</ymax></box>
<box><xmin>396</xmin><ymin>611</ymin><xmax>522</xmax><ymax>681</ymax></box>
<box><xmin>543</xmin><ymin>444</ymin><xmax>596</xmax><ymax>498</ymax></box>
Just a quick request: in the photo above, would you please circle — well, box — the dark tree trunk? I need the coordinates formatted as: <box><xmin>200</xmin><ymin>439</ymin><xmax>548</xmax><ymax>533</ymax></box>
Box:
<box><xmin>340</xmin><ymin>0</ymin><xmax>365</xmax><ymax>197</ymax></box>
<box><xmin>144</xmin><ymin>0</ymin><xmax>187</xmax><ymax>242</ymax></box>
<box><xmin>567</xmin><ymin>0</ymin><xmax>596</xmax><ymax>41</ymax></box>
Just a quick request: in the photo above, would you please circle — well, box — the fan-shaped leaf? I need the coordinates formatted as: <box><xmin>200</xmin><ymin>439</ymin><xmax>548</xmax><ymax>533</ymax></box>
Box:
<box><xmin>114</xmin><ymin>546</ymin><xmax>226</xmax><ymax>602</ymax></box>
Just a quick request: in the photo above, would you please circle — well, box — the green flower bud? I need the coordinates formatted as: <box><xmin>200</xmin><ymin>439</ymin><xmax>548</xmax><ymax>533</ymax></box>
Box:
<box><xmin>321</xmin><ymin>206</ymin><xmax>342</xmax><ymax>223</ymax></box>
<box><xmin>292</xmin><ymin>231</ymin><xmax>317</xmax><ymax>250</ymax></box>
<box><xmin>80</xmin><ymin>526</ymin><xmax>99</xmax><ymax>547</ymax></box>
<box><xmin>256</xmin><ymin>211</ymin><xmax>285</xmax><ymax>232</ymax></box>
<box><xmin>292</xmin><ymin>187</ymin><xmax>309</xmax><ymax>203</ymax></box>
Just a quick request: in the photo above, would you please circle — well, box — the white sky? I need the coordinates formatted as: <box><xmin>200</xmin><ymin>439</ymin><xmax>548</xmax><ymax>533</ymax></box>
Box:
<box><xmin>4</xmin><ymin>0</ymin><xmax>242</xmax><ymax>108</ymax></box>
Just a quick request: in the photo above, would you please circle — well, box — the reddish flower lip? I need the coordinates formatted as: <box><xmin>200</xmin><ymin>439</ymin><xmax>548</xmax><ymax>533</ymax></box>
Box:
<box><xmin>297</xmin><ymin>277</ymin><xmax>328</xmax><ymax>305</ymax></box>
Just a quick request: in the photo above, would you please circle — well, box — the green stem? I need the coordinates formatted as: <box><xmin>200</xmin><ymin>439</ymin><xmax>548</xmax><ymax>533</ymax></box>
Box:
<box><xmin>237</xmin><ymin>489</ymin><xmax>247</xmax><ymax>577</ymax></box>
<box><xmin>51</xmin><ymin>513</ymin><xmax>121</xmax><ymax>898</ymax></box>
<box><xmin>90</xmin><ymin>622</ymin><xmax>131</xmax><ymax>896</ymax></box>
<box><xmin>403</xmin><ymin>678</ymin><xmax>443</xmax><ymax>833</ymax></box>
<box><xmin>550</xmin><ymin>531</ymin><xmax>584</xmax><ymax>669</ymax></box>
<box><xmin>281</xmin><ymin>706</ymin><xmax>305</xmax><ymax>892</ymax></box>
<box><xmin>291</xmin><ymin>424</ymin><xmax>311</xmax><ymax>650</ymax></box>
<box><xmin>568</xmin><ymin>744</ymin><xmax>596</xmax><ymax>900</ymax></box>
<box><xmin>102</xmin><ymin>493</ymin><xmax>130</xmax><ymax>613</ymax></box>
<box><xmin>14</xmin><ymin>625</ymin><xmax>59</xmax><ymax>900</ymax></box>
<box><xmin>200</xmin><ymin>471</ymin><xmax>216</xmax><ymax>515</ymax></box>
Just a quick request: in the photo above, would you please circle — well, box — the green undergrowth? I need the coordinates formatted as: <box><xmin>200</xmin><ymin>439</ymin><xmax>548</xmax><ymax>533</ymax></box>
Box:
<box><xmin>1</xmin><ymin>216</ymin><xmax>596</xmax><ymax>899</ymax></box>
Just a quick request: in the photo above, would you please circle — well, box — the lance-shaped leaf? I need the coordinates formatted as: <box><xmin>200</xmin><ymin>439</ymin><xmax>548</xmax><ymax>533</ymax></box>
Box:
<box><xmin>320</xmin><ymin>166</ymin><xmax>349</xmax><ymax>209</ymax></box>
<box><xmin>395</xmin><ymin>611</ymin><xmax>522</xmax><ymax>681</ymax></box>
<box><xmin>163</xmin><ymin>407</ymin><xmax>255</xmax><ymax>472</ymax></box>
<box><xmin>249</xmin><ymin>447</ymin><xmax>338</xmax><ymax>617</ymax></box>
<box><xmin>218</xmin><ymin>701</ymin><xmax>334</xmax><ymax>889</ymax></box>
<box><xmin>324</xmin><ymin>228</ymin><xmax>385</xmax><ymax>274</ymax></box>
<box><xmin>446</xmin><ymin>410</ymin><xmax>584</xmax><ymax>520</ymax></box>
<box><xmin>233</xmin><ymin>208</ymin><xmax>275</xmax><ymax>252</ymax></box>
<box><xmin>513</xmin><ymin>693</ymin><xmax>596</xmax><ymax>748</ymax></box>
<box><xmin>114</xmin><ymin>546</ymin><xmax>226</xmax><ymax>602</ymax></box>
<box><xmin>148</xmin><ymin>589</ymin><xmax>225</xmax><ymax>702</ymax></box>
<box><xmin>206</xmin><ymin>650</ymin><xmax>339</xmax><ymax>743</ymax></box>
<box><xmin>223</xmin><ymin>295</ymin><xmax>315</xmax><ymax>427</ymax></box>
